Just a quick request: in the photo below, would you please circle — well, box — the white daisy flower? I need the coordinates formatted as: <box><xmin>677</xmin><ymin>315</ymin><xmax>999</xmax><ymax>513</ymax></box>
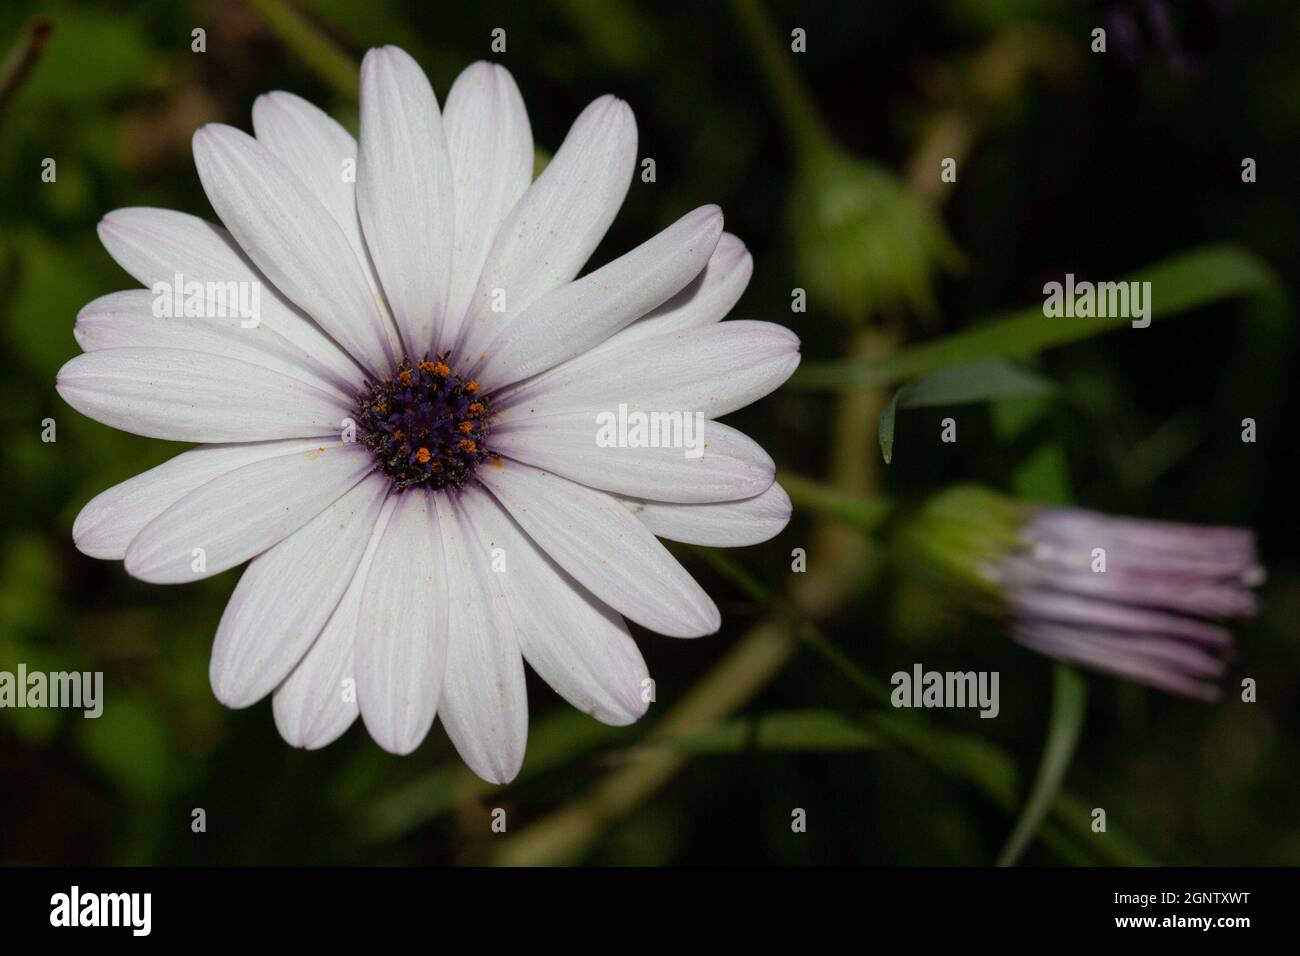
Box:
<box><xmin>56</xmin><ymin>47</ymin><xmax>799</xmax><ymax>783</ymax></box>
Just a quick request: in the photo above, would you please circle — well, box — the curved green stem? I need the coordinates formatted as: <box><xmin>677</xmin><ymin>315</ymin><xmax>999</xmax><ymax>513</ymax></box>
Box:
<box><xmin>0</xmin><ymin>17</ymin><xmax>53</xmax><ymax>122</ymax></box>
<box><xmin>244</xmin><ymin>0</ymin><xmax>360</xmax><ymax>102</ymax></box>
<box><xmin>728</xmin><ymin>0</ymin><xmax>837</xmax><ymax>160</ymax></box>
<box><xmin>996</xmin><ymin>665</ymin><xmax>1088</xmax><ymax>866</ymax></box>
<box><xmin>778</xmin><ymin>471</ymin><xmax>893</xmax><ymax>533</ymax></box>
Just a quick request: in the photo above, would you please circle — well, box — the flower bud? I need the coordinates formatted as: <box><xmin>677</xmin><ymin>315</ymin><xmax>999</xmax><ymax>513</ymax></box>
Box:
<box><xmin>788</xmin><ymin>147</ymin><xmax>958</xmax><ymax>326</ymax></box>
<box><xmin>900</xmin><ymin>485</ymin><xmax>1262</xmax><ymax>700</ymax></box>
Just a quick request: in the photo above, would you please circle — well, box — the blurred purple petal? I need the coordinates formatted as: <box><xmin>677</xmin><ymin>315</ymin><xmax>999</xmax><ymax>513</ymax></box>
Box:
<box><xmin>1001</xmin><ymin>504</ymin><xmax>1261</xmax><ymax>701</ymax></box>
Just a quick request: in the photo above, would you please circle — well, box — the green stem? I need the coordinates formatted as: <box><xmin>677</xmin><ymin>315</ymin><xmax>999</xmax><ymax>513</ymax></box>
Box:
<box><xmin>728</xmin><ymin>0</ymin><xmax>837</xmax><ymax>160</ymax></box>
<box><xmin>0</xmin><ymin>17</ymin><xmax>53</xmax><ymax>122</ymax></box>
<box><xmin>244</xmin><ymin>0</ymin><xmax>360</xmax><ymax>102</ymax></box>
<box><xmin>691</xmin><ymin>547</ymin><xmax>769</xmax><ymax>604</ymax></box>
<box><xmin>792</xmin><ymin>244</ymin><xmax>1280</xmax><ymax>390</ymax></box>
<box><xmin>996</xmin><ymin>664</ymin><xmax>1088</xmax><ymax>866</ymax></box>
<box><xmin>695</xmin><ymin>549</ymin><xmax>897</xmax><ymax>707</ymax></box>
<box><xmin>778</xmin><ymin>470</ymin><xmax>894</xmax><ymax>534</ymax></box>
<box><xmin>700</xmin><ymin>546</ymin><xmax>1147</xmax><ymax>866</ymax></box>
<box><xmin>797</xmin><ymin>621</ymin><xmax>892</xmax><ymax>704</ymax></box>
<box><xmin>488</xmin><ymin>618</ymin><xmax>799</xmax><ymax>865</ymax></box>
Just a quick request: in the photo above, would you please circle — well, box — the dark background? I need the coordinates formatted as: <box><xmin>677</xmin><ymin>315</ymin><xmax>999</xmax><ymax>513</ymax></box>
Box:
<box><xmin>1</xmin><ymin>0</ymin><xmax>1296</xmax><ymax>865</ymax></box>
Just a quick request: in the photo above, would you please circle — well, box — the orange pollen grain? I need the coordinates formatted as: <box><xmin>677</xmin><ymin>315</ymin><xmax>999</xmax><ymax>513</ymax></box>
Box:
<box><xmin>414</xmin><ymin>447</ymin><xmax>431</xmax><ymax>464</ymax></box>
<box><xmin>458</xmin><ymin>439</ymin><xmax>478</xmax><ymax>453</ymax></box>
<box><xmin>433</xmin><ymin>362</ymin><xmax>451</xmax><ymax>376</ymax></box>
<box><xmin>398</xmin><ymin>370</ymin><xmax>413</xmax><ymax>386</ymax></box>
<box><xmin>457</xmin><ymin>421</ymin><xmax>474</xmax><ymax>434</ymax></box>
<box><xmin>468</xmin><ymin>402</ymin><xmax>485</xmax><ymax>415</ymax></box>
<box><xmin>464</xmin><ymin>380</ymin><xmax>479</xmax><ymax>393</ymax></box>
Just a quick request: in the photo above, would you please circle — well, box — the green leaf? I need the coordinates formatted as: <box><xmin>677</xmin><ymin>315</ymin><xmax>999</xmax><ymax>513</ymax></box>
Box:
<box><xmin>12</xmin><ymin>9</ymin><xmax>155</xmax><ymax>105</ymax></box>
<box><xmin>864</xmin><ymin>710</ymin><xmax>1020</xmax><ymax>808</ymax></box>
<box><xmin>357</xmin><ymin>709</ymin><xmax>633</xmax><ymax>843</ymax></box>
<box><xmin>991</xmin><ymin>395</ymin><xmax>1074</xmax><ymax>505</ymax></box>
<box><xmin>793</xmin><ymin>244</ymin><xmax>1280</xmax><ymax>390</ymax></box>
<box><xmin>1050</xmin><ymin>791</ymin><xmax>1153</xmax><ymax>866</ymax></box>
<box><xmin>795</xmin><ymin>625</ymin><xmax>1146</xmax><ymax>864</ymax></box>
<box><xmin>996</xmin><ymin>665</ymin><xmax>1087</xmax><ymax>866</ymax></box>
<box><xmin>774</xmin><ymin>472</ymin><xmax>893</xmax><ymax>533</ymax></box>
<box><xmin>660</xmin><ymin>710</ymin><xmax>883</xmax><ymax>753</ymax></box>
<box><xmin>76</xmin><ymin>691</ymin><xmax>174</xmax><ymax>801</ymax></box>
<box><xmin>879</xmin><ymin>359</ymin><xmax>1054</xmax><ymax>463</ymax></box>
<box><xmin>6</xmin><ymin>228</ymin><xmax>113</xmax><ymax>377</ymax></box>
<box><xmin>696</xmin><ymin>540</ymin><xmax>1150</xmax><ymax>865</ymax></box>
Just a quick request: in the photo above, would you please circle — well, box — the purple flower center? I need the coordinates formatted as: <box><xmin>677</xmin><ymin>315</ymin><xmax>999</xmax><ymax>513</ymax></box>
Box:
<box><xmin>356</xmin><ymin>354</ymin><xmax>493</xmax><ymax>491</ymax></box>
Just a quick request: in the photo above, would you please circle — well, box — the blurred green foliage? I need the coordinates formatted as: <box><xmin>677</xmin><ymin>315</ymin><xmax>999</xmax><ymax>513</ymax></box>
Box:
<box><xmin>1</xmin><ymin>0</ymin><xmax>1298</xmax><ymax>865</ymax></box>
<box><xmin>789</xmin><ymin>148</ymin><xmax>959</xmax><ymax>324</ymax></box>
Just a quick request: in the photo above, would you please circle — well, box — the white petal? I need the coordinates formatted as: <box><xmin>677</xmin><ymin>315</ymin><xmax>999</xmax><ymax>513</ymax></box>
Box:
<box><xmin>441</xmin><ymin>61</ymin><xmax>533</xmax><ymax>347</ymax></box>
<box><xmin>74</xmin><ymin>289</ymin><xmax>351</xmax><ymax>403</ymax></box>
<box><xmin>97</xmin><ymin>207</ymin><xmax>362</xmax><ymax>390</ymax></box>
<box><xmin>355</xmin><ymin>489</ymin><xmax>448</xmax><ymax>754</ymax></box>
<box><xmin>489</xmin><ymin>232</ymin><xmax>750</xmax><ymax>408</ymax></box>
<box><xmin>274</xmin><ymin>494</ymin><xmax>396</xmax><ymax>749</ymax></box>
<box><xmin>476</xmin><ymin>461</ymin><xmax>719</xmax><ymax>637</ymax></box>
<box><xmin>72</xmin><ymin>438</ymin><xmax>341</xmax><ymax>560</ymax></box>
<box><xmin>622</xmin><ymin>481</ymin><xmax>791</xmax><ymax>547</ymax></box>
<box><xmin>478</xmin><ymin>205</ymin><xmax>723</xmax><ymax>386</ymax></box>
<box><xmin>499</xmin><ymin>320</ymin><xmax>800</xmax><ymax>422</ymax></box>
<box><xmin>435</xmin><ymin>491</ymin><xmax>528</xmax><ymax>784</ymax></box>
<box><xmin>193</xmin><ymin>123</ymin><xmax>397</xmax><ymax>375</ymax></box>
<box><xmin>56</xmin><ymin>348</ymin><xmax>349</xmax><ymax>442</ymax></box>
<box><xmin>210</xmin><ymin>474</ymin><xmax>389</xmax><ymax>707</ymax></box>
<box><xmin>125</xmin><ymin>442</ymin><xmax>372</xmax><ymax>583</ymax></box>
<box><xmin>493</xmin><ymin>415</ymin><xmax>773</xmax><ymax>503</ymax></box>
<box><xmin>617</xmin><ymin>232</ymin><xmax>752</xmax><ymax>343</ymax></box>
<box><xmin>251</xmin><ymin>91</ymin><xmax>392</xmax><ymax>324</ymax></box>
<box><xmin>357</xmin><ymin>46</ymin><xmax>454</xmax><ymax>357</ymax></box>
<box><xmin>460</xmin><ymin>487</ymin><xmax>648</xmax><ymax>725</ymax></box>
<box><xmin>455</xmin><ymin>95</ymin><xmax>637</xmax><ymax>362</ymax></box>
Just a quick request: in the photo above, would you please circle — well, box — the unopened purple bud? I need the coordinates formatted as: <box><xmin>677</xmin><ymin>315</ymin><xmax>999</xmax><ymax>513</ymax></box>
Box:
<box><xmin>1002</xmin><ymin>506</ymin><xmax>1262</xmax><ymax>701</ymax></box>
